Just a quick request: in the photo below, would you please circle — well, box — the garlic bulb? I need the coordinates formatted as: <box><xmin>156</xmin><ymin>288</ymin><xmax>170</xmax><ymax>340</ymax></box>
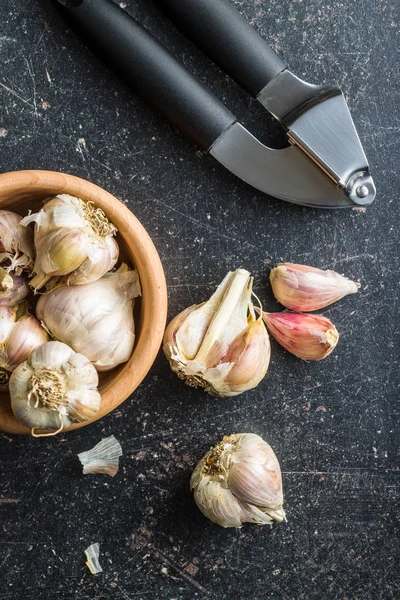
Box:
<box><xmin>0</xmin><ymin>306</ymin><xmax>49</xmax><ymax>385</ymax></box>
<box><xmin>0</xmin><ymin>268</ymin><xmax>30</xmax><ymax>307</ymax></box>
<box><xmin>21</xmin><ymin>194</ymin><xmax>119</xmax><ymax>290</ymax></box>
<box><xmin>163</xmin><ymin>269</ymin><xmax>270</xmax><ymax>397</ymax></box>
<box><xmin>0</xmin><ymin>210</ymin><xmax>34</xmax><ymax>273</ymax></box>
<box><xmin>191</xmin><ymin>433</ymin><xmax>285</xmax><ymax>528</ymax></box>
<box><xmin>260</xmin><ymin>311</ymin><xmax>339</xmax><ymax>360</ymax></box>
<box><xmin>270</xmin><ymin>263</ymin><xmax>360</xmax><ymax>312</ymax></box>
<box><xmin>36</xmin><ymin>268</ymin><xmax>141</xmax><ymax>371</ymax></box>
<box><xmin>10</xmin><ymin>341</ymin><xmax>101</xmax><ymax>435</ymax></box>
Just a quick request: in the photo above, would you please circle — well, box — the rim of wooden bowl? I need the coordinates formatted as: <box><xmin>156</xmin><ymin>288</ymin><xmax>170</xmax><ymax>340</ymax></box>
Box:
<box><xmin>0</xmin><ymin>170</ymin><xmax>168</xmax><ymax>435</ymax></box>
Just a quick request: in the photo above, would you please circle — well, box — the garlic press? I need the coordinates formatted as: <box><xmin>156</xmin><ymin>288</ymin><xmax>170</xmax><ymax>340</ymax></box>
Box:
<box><xmin>53</xmin><ymin>0</ymin><xmax>376</xmax><ymax>209</ymax></box>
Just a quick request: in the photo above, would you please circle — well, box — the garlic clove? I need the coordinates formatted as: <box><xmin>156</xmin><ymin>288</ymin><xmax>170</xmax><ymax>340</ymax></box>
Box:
<box><xmin>270</xmin><ymin>263</ymin><xmax>360</xmax><ymax>311</ymax></box>
<box><xmin>66</xmin><ymin>236</ymin><xmax>119</xmax><ymax>285</ymax></box>
<box><xmin>4</xmin><ymin>314</ymin><xmax>49</xmax><ymax>371</ymax></box>
<box><xmin>261</xmin><ymin>311</ymin><xmax>339</xmax><ymax>360</ymax></box>
<box><xmin>164</xmin><ymin>270</ymin><xmax>270</xmax><ymax>397</ymax></box>
<box><xmin>191</xmin><ymin>434</ymin><xmax>285</xmax><ymax>528</ymax></box>
<box><xmin>192</xmin><ymin>478</ymin><xmax>245</xmax><ymax>528</ymax></box>
<box><xmin>224</xmin><ymin>318</ymin><xmax>271</xmax><ymax>392</ymax></box>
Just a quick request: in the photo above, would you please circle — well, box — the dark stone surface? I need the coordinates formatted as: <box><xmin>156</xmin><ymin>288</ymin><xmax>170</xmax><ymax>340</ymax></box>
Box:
<box><xmin>0</xmin><ymin>1</ymin><xmax>399</xmax><ymax>599</ymax></box>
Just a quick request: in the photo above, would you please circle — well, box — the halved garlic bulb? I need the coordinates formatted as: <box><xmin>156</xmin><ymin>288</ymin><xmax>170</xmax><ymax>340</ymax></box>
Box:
<box><xmin>21</xmin><ymin>194</ymin><xmax>119</xmax><ymax>290</ymax></box>
<box><xmin>270</xmin><ymin>263</ymin><xmax>360</xmax><ymax>312</ymax></box>
<box><xmin>10</xmin><ymin>341</ymin><xmax>101</xmax><ymax>435</ymax></box>
<box><xmin>36</xmin><ymin>267</ymin><xmax>141</xmax><ymax>371</ymax></box>
<box><xmin>191</xmin><ymin>433</ymin><xmax>286</xmax><ymax>528</ymax></box>
<box><xmin>0</xmin><ymin>210</ymin><xmax>34</xmax><ymax>273</ymax></box>
<box><xmin>163</xmin><ymin>269</ymin><xmax>270</xmax><ymax>397</ymax></box>
<box><xmin>0</xmin><ymin>305</ymin><xmax>49</xmax><ymax>385</ymax></box>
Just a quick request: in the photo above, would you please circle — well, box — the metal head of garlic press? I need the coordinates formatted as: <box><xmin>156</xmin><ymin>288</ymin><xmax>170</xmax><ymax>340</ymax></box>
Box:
<box><xmin>53</xmin><ymin>0</ymin><xmax>375</xmax><ymax>209</ymax></box>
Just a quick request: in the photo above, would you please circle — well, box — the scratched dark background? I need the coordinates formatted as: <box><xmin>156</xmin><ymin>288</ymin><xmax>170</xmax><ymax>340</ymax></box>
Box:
<box><xmin>0</xmin><ymin>0</ymin><xmax>399</xmax><ymax>599</ymax></box>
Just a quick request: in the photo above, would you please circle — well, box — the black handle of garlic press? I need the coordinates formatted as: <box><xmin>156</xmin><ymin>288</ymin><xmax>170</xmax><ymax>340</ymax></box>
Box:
<box><xmin>52</xmin><ymin>0</ymin><xmax>236</xmax><ymax>150</ymax></box>
<box><xmin>154</xmin><ymin>0</ymin><xmax>286</xmax><ymax>97</ymax></box>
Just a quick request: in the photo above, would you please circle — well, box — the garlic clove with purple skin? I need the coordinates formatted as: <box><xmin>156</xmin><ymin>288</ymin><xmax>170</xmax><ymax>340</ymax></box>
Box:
<box><xmin>0</xmin><ymin>305</ymin><xmax>49</xmax><ymax>385</ymax></box>
<box><xmin>260</xmin><ymin>310</ymin><xmax>339</xmax><ymax>361</ymax></box>
<box><xmin>191</xmin><ymin>433</ymin><xmax>285</xmax><ymax>528</ymax></box>
<box><xmin>270</xmin><ymin>263</ymin><xmax>360</xmax><ymax>312</ymax></box>
<box><xmin>163</xmin><ymin>269</ymin><xmax>271</xmax><ymax>397</ymax></box>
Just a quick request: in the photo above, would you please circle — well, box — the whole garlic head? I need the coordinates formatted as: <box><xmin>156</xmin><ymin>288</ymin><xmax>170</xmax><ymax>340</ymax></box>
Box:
<box><xmin>191</xmin><ymin>433</ymin><xmax>285</xmax><ymax>528</ymax></box>
<box><xmin>10</xmin><ymin>341</ymin><xmax>101</xmax><ymax>435</ymax></box>
<box><xmin>36</xmin><ymin>268</ymin><xmax>141</xmax><ymax>371</ymax></box>
<box><xmin>163</xmin><ymin>269</ymin><xmax>271</xmax><ymax>397</ymax></box>
<box><xmin>21</xmin><ymin>195</ymin><xmax>119</xmax><ymax>290</ymax></box>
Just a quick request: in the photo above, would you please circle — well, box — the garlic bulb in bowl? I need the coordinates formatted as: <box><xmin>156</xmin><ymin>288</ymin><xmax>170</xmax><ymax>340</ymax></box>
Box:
<box><xmin>21</xmin><ymin>194</ymin><xmax>119</xmax><ymax>290</ymax></box>
<box><xmin>10</xmin><ymin>341</ymin><xmax>101</xmax><ymax>436</ymax></box>
<box><xmin>191</xmin><ymin>433</ymin><xmax>285</xmax><ymax>528</ymax></box>
<box><xmin>36</xmin><ymin>267</ymin><xmax>141</xmax><ymax>371</ymax></box>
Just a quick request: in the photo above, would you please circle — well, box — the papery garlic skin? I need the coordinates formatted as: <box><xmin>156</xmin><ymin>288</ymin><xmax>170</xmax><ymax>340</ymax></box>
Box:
<box><xmin>21</xmin><ymin>195</ymin><xmax>119</xmax><ymax>290</ymax></box>
<box><xmin>36</xmin><ymin>269</ymin><xmax>141</xmax><ymax>371</ymax></box>
<box><xmin>10</xmin><ymin>341</ymin><xmax>101</xmax><ymax>434</ymax></box>
<box><xmin>191</xmin><ymin>433</ymin><xmax>285</xmax><ymax>528</ymax></box>
<box><xmin>163</xmin><ymin>269</ymin><xmax>270</xmax><ymax>397</ymax></box>
<box><xmin>0</xmin><ymin>210</ymin><xmax>34</xmax><ymax>273</ymax></box>
<box><xmin>261</xmin><ymin>311</ymin><xmax>339</xmax><ymax>360</ymax></box>
<box><xmin>0</xmin><ymin>306</ymin><xmax>49</xmax><ymax>384</ymax></box>
<box><xmin>270</xmin><ymin>263</ymin><xmax>360</xmax><ymax>311</ymax></box>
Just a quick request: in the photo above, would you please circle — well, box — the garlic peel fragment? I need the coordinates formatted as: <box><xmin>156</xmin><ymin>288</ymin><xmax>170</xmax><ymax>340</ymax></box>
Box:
<box><xmin>0</xmin><ymin>210</ymin><xmax>34</xmax><ymax>273</ymax></box>
<box><xmin>78</xmin><ymin>435</ymin><xmax>123</xmax><ymax>477</ymax></box>
<box><xmin>270</xmin><ymin>263</ymin><xmax>360</xmax><ymax>312</ymax></box>
<box><xmin>84</xmin><ymin>543</ymin><xmax>103</xmax><ymax>575</ymax></box>
<box><xmin>191</xmin><ymin>433</ymin><xmax>285</xmax><ymax>528</ymax></box>
<box><xmin>164</xmin><ymin>270</ymin><xmax>270</xmax><ymax>397</ymax></box>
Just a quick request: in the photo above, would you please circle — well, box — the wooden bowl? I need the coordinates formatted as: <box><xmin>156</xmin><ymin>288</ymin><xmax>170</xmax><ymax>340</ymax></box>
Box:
<box><xmin>0</xmin><ymin>170</ymin><xmax>168</xmax><ymax>435</ymax></box>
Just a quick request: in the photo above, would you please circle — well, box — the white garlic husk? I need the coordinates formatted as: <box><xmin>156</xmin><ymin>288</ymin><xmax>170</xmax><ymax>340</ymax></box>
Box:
<box><xmin>20</xmin><ymin>194</ymin><xmax>119</xmax><ymax>290</ymax></box>
<box><xmin>163</xmin><ymin>269</ymin><xmax>270</xmax><ymax>397</ymax></box>
<box><xmin>0</xmin><ymin>267</ymin><xmax>30</xmax><ymax>307</ymax></box>
<box><xmin>10</xmin><ymin>341</ymin><xmax>101</xmax><ymax>435</ymax></box>
<box><xmin>191</xmin><ymin>433</ymin><xmax>286</xmax><ymax>528</ymax></box>
<box><xmin>36</xmin><ymin>267</ymin><xmax>141</xmax><ymax>371</ymax></box>
<box><xmin>78</xmin><ymin>435</ymin><xmax>123</xmax><ymax>477</ymax></box>
<box><xmin>0</xmin><ymin>210</ymin><xmax>34</xmax><ymax>273</ymax></box>
<box><xmin>0</xmin><ymin>305</ymin><xmax>49</xmax><ymax>385</ymax></box>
